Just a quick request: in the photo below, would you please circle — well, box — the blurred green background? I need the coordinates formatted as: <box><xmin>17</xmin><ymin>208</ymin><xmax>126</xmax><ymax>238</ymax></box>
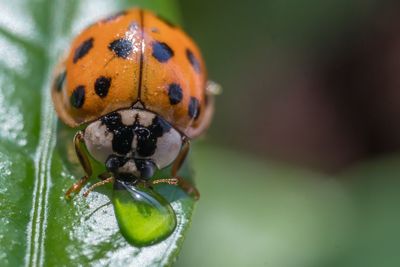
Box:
<box><xmin>174</xmin><ymin>0</ymin><xmax>400</xmax><ymax>266</ymax></box>
<box><xmin>1</xmin><ymin>0</ymin><xmax>400</xmax><ymax>266</ymax></box>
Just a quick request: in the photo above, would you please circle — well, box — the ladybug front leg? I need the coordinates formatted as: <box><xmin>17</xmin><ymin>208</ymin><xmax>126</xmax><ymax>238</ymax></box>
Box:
<box><xmin>65</xmin><ymin>131</ymin><xmax>93</xmax><ymax>199</ymax></box>
<box><xmin>150</xmin><ymin>138</ymin><xmax>200</xmax><ymax>199</ymax></box>
<box><xmin>169</xmin><ymin>139</ymin><xmax>200</xmax><ymax>200</ymax></box>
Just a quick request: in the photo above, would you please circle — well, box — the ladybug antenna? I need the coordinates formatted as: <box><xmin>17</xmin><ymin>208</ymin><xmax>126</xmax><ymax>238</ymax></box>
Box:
<box><xmin>83</xmin><ymin>176</ymin><xmax>115</xmax><ymax>197</ymax></box>
<box><xmin>151</xmin><ymin>177</ymin><xmax>179</xmax><ymax>186</ymax></box>
<box><xmin>151</xmin><ymin>176</ymin><xmax>200</xmax><ymax>200</ymax></box>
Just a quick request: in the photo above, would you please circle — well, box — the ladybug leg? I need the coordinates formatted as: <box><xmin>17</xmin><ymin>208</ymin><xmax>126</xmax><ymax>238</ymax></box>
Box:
<box><xmin>65</xmin><ymin>131</ymin><xmax>93</xmax><ymax>199</ymax></box>
<box><xmin>174</xmin><ymin>140</ymin><xmax>200</xmax><ymax>200</ymax></box>
<box><xmin>152</xmin><ymin>139</ymin><xmax>200</xmax><ymax>200</ymax></box>
<box><xmin>149</xmin><ymin>138</ymin><xmax>191</xmax><ymax>184</ymax></box>
<box><xmin>174</xmin><ymin>178</ymin><xmax>200</xmax><ymax>200</ymax></box>
<box><xmin>171</xmin><ymin>138</ymin><xmax>190</xmax><ymax>177</ymax></box>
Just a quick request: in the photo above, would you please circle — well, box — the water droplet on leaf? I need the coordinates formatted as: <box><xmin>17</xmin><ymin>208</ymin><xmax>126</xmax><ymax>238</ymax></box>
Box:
<box><xmin>112</xmin><ymin>180</ymin><xmax>176</xmax><ymax>247</ymax></box>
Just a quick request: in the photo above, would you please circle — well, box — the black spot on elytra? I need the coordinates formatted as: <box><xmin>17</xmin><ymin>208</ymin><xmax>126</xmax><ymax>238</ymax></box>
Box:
<box><xmin>54</xmin><ymin>71</ymin><xmax>66</xmax><ymax>92</ymax></box>
<box><xmin>186</xmin><ymin>49</ymin><xmax>201</xmax><ymax>73</ymax></box>
<box><xmin>152</xmin><ymin>41</ymin><xmax>174</xmax><ymax>62</ymax></box>
<box><xmin>102</xmin><ymin>11</ymin><xmax>127</xmax><ymax>22</ymax></box>
<box><xmin>73</xmin><ymin>38</ymin><xmax>94</xmax><ymax>63</ymax></box>
<box><xmin>109</xmin><ymin>39</ymin><xmax>133</xmax><ymax>58</ymax></box>
<box><xmin>70</xmin><ymin>86</ymin><xmax>85</xmax><ymax>108</ymax></box>
<box><xmin>95</xmin><ymin>76</ymin><xmax>111</xmax><ymax>98</ymax></box>
<box><xmin>188</xmin><ymin>97</ymin><xmax>200</xmax><ymax>119</ymax></box>
<box><xmin>168</xmin><ymin>83</ymin><xmax>183</xmax><ymax>105</ymax></box>
<box><xmin>101</xmin><ymin>112</ymin><xmax>172</xmax><ymax>158</ymax></box>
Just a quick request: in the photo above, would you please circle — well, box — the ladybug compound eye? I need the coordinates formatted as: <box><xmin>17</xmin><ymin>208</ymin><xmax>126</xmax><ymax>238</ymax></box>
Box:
<box><xmin>135</xmin><ymin>159</ymin><xmax>156</xmax><ymax>179</ymax></box>
<box><xmin>105</xmin><ymin>155</ymin><xmax>156</xmax><ymax>180</ymax></box>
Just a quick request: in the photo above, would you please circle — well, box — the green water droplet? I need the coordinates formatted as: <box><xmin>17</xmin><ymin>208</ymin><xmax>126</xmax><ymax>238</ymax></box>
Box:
<box><xmin>112</xmin><ymin>180</ymin><xmax>177</xmax><ymax>247</ymax></box>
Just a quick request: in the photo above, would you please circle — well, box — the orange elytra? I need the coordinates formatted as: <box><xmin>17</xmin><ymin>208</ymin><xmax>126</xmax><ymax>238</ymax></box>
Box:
<box><xmin>52</xmin><ymin>8</ymin><xmax>213</xmax><ymax>139</ymax></box>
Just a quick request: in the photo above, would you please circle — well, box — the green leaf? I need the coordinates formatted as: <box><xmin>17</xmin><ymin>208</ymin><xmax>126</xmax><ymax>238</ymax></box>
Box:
<box><xmin>176</xmin><ymin>145</ymin><xmax>355</xmax><ymax>267</ymax></box>
<box><xmin>0</xmin><ymin>1</ymin><xmax>195</xmax><ymax>266</ymax></box>
<box><xmin>176</xmin><ymin>146</ymin><xmax>400</xmax><ymax>267</ymax></box>
<box><xmin>326</xmin><ymin>157</ymin><xmax>400</xmax><ymax>267</ymax></box>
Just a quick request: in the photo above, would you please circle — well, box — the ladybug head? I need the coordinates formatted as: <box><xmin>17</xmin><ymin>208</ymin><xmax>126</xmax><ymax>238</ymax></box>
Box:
<box><xmin>83</xmin><ymin>108</ymin><xmax>183</xmax><ymax>181</ymax></box>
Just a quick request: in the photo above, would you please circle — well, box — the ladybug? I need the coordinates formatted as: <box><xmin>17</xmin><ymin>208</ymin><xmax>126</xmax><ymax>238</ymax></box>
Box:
<box><xmin>51</xmin><ymin>8</ymin><xmax>220</xmax><ymax>246</ymax></box>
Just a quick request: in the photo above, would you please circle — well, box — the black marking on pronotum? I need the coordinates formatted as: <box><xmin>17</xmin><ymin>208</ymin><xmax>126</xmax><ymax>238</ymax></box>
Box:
<box><xmin>101</xmin><ymin>112</ymin><xmax>121</xmax><ymax>129</ymax></box>
<box><xmin>102</xmin><ymin>10</ymin><xmax>127</xmax><ymax>22</ymax></box>
<box><xmin>102</xmin><ymin>112</ymin><xmax>134</xmax><ymax>155</ymax></box>
<box><xmin>186</xmin><ymin>48</ymin><xmax>201</xmax><ymax>73</ymax></box>
<box><xmin>70</xmin><ymin>85</ymin><xmax>85</xmax><ymax>108</ymax></box>
<box><xmin>109</xmin><ymin>38</ymin><xmax>133</xmax><ymax>59</ymax></box>
<box><xmin>54</xmin><ymin>71</ymin><xmax>67</xmax><ymax>92</ymax></box>
<box><xmin>100</xmin><ymin>111</ymin><xmax>172</xmax><ymax>158</ymax></box>
<box><xmin>152</xmin><ymin>41</ymin><xmax>174</xmax><ymax>62</ymax></box>
<box><xmin>188</xmin><ymin>97</ymin><xmax>200</xmax><ymax>119</ymax></box>
<box><xmin>95</xmin><ymin>76</ymin><xmax>111</xmax><ymax>98</ymax></box>
<box><xmin>135</xmin><ymin>116</ymin><xmax>171</xmax><ymax>157</ymax></box>
<box><xmin>73</xmin><ymin>38</ymin><xmax>94</xmax><ymax>63</ymax></box>
<box><xmin>101</xmin><ymin>112</ymin><xmax>133</xmax><ymax>154</ymax></box>
<box><xmin>113</xmin><ymin>126</ymin><xmax>134</xmax><ymax>155</ymax></box>
<box><xmin>168</xmin><ymin>83</ymin><xmax>183</xmax><ymax>105</ymax></box>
